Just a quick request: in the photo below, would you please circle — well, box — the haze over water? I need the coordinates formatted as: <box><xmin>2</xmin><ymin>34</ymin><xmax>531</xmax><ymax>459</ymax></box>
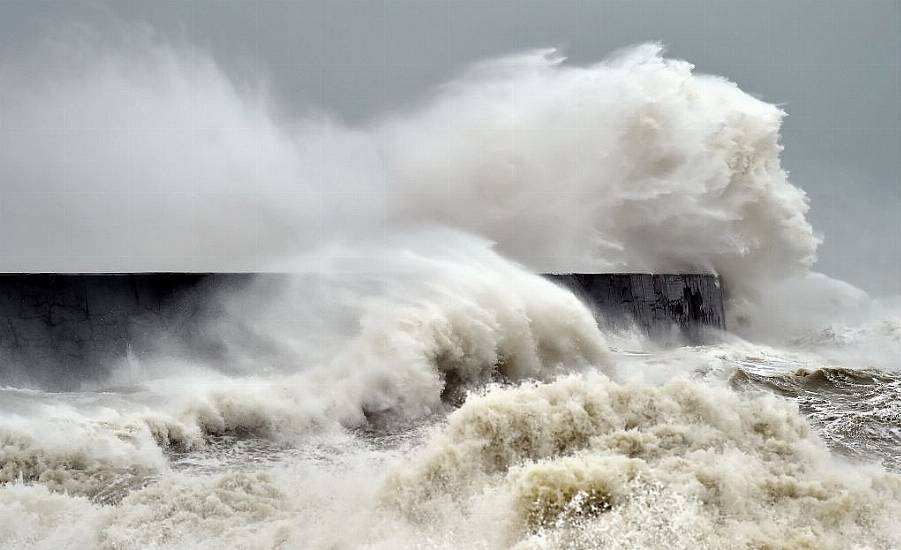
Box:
<box><xmin>1</xmin><ymin>16</ymin><xmax>900</xmax><ymax>550</ymax></box>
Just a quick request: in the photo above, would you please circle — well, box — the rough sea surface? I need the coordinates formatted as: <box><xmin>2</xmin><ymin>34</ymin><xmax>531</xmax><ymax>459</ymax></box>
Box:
<box><xmin>1</xmin><ymin>41</ymin><xmax>899</xmax><ymax>549</ymax></box>
<box><xmin>2</xmin><ymin>327</ymin><xmax>900</xmax><ymax>550</ymax></box>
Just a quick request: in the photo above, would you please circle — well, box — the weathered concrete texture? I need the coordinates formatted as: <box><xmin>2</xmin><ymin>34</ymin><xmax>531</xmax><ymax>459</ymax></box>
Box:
<box><xmin>546</xmin><ymin>273</ymin><xmax>726</xmax><ymax>344</ymax></box>
<box><xmin>0</xmin><ymin>274</ymin><xmax>264</xmax><ymax>389</ymax></box>
<box><xmin>0</xmin><ymin>272</ymin><xmax>726</xmax><ymax>388</ymax></box>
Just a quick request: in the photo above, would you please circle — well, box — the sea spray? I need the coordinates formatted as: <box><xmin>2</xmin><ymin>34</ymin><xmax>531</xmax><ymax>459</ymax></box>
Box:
<box><xmin>382</xmin><ymin>374</ymin><xmax>901</xmax><ymax>549</ymax></box>
<box><xmin>0</xmin><ymin>245</ymin><xmax>610</xmax><ymax>513</ymax></box>
<box><xmin>0</xmin><ymin>31</ymin><xmax>897</xmax><ymax>550</ymax></box>
<box><xmin>0</xmin><ymin>35</ymin><xmax>818</xmax><ymax>315</ymax></box>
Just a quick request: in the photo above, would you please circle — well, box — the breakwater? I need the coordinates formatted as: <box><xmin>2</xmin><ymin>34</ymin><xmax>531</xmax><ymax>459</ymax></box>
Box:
<box><xmin>0</xmin><ymin>273</ymin><xmax>726</xmax><ymax>388</ymax></box>
<box><xmin>546</xmin><ymin>273</ymin><xmax>726</xmax><ymax>344</ymax></box>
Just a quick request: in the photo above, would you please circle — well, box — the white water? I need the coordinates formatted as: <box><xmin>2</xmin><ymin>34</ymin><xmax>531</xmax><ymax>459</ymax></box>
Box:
<box><xmin>1</xmin><ymin>30</ymin><xmax>899</xmax><ymax>550</ymax></box>
<box><xmin>0</xmin><ymin>34</ymin><xmax>818</xmax><ymax>304</ymax></box>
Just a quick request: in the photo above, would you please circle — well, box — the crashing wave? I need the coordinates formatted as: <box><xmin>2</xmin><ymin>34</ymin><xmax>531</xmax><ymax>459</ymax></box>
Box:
<box><xmin>383</xmin><ymin>374</ymin><xmax>901</xmax><ymax>549</ymax></box>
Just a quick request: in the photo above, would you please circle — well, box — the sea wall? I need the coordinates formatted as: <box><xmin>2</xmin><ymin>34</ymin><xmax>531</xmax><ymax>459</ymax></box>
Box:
<box><xmin>0</xmin><ymin>273</ymin><xmax>726</xmax><ymax>388</ymax></box>
<box><xmin>0</xmin><ymin>274</ymin><xmax>265</xmax><ymax>388</ymax></box>
<box><xmin>546</xmin><ymin>273</ymin><xmax>726</xmax><ymax>344</ymax></box>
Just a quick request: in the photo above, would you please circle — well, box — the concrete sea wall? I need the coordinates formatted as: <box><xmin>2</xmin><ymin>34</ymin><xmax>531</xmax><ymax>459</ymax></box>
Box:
<box><xmin>0</xmin><ymin>272</ymin><xmax>726</xmax><ymax>388</ymax></box>
<box><xmin>546</xmin><ymin>273</ymin><xmax>726</xmax><ymax>344</ymax></box>
<box><xmin>0</xmin><ymin>274</ymin><xmax>260</xmax><ymax>388</ymax></box>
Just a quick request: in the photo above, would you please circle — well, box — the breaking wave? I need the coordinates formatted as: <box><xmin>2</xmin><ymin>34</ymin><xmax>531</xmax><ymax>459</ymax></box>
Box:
<box><xmin>383</xmin><ymin>375</ymin><xmax>901</xmax><ymax>549</ymax></box>
<box><xmin>0</xmin><ymin>27</ymin><xmax>896</xmax><ymax>550</ymax></box>
<box><xmin>0</xmin><ymin>34</ymin><xmax>819</xmax><ymax>311</ymax></box>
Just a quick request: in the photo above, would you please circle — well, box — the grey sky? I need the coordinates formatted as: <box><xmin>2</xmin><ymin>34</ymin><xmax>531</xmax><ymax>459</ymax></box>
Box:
<box><xmin>1</xmin><ymin>0</ymin><xmax>899</xmax><ymax>294</ymax></box>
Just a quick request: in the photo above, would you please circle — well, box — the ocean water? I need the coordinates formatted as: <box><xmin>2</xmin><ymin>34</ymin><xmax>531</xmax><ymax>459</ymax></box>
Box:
<box><xmin>1</xmin><ymin>39</ymin><xmax>899</xmax><ymax>549</ymax></box>
<box><xmin>1</xmin><ymin>297</ymin><xmax>899</xmax><ymax>550</ymax></box>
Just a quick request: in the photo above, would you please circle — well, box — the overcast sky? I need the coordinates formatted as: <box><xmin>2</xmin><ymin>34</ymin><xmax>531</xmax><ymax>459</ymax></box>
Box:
<box><xmin>1</xmin><ymin>0</ymin><xmax>899</xmax><ymax>294</ymax></box>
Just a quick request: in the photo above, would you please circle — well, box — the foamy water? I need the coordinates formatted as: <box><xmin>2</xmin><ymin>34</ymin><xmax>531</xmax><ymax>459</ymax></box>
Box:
<box><xmin>3</xmin><ymin>339</ymin><xmax>901</xmax><ymax>550</ymax></box>
<box><xmin>1</xmin><ymin>267</ymin><xmax>899</xmax><ymax>549</ymax></box>
<box><xmin>1</xmin><ymin>38</ymin><xmax>899</xmax><ymax>549</ymax></box>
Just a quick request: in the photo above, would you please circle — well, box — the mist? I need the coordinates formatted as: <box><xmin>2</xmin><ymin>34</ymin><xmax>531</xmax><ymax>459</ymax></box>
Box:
<box><xmin>2</xmin><ymin>13</ymin><xmax>901</xmax><ymax>550</ymax></box>
<box><xmin>0</xmin><ymin>29</ymin><xmax>822</xmax><ymax>311</ymax></box>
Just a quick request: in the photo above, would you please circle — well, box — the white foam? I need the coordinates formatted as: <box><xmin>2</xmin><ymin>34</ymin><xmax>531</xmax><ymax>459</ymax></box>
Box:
<box><xmin>0</xmin><ymin>35</ymin><xmax>818</xmax><ymax>311</ymax></box>
<box><xmin>383</xmin><ymin>374</ymin><xmax>901</xmax><ymax>549</ymax></box>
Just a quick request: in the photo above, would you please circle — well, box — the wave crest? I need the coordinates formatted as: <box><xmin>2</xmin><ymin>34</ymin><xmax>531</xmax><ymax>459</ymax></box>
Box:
<box><xmin>382</xmin><ymin>375</ymin><xmax>901</xmax><ymax>548</ymax></box>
